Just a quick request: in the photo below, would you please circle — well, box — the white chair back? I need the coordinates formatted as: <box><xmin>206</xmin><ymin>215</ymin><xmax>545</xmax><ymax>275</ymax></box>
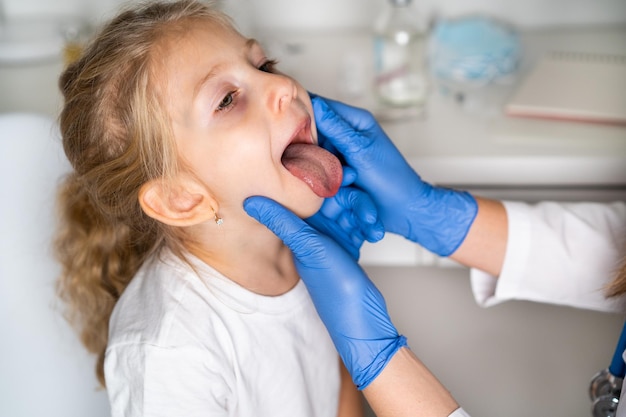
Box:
<box><xmin>0</xmin><ymin>113</ymin><xmax>109</xmax><ymax>417</ymax></box>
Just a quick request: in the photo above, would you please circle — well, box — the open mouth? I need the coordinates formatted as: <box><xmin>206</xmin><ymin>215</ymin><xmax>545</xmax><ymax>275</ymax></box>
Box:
<box><xmin>289</xmin><ymin>117</ymin><xmax>314</xmax><ymax>146</ymax></box>
<box><xmin>281</xmin><ymin>117</ymin><xmax>343</xmax><ymax>198</ymax></box>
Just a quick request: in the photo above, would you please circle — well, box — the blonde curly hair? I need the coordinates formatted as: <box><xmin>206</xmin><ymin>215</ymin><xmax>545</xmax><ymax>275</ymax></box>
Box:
<box><xmin>55</xmin><ymin>0</ymin><xmax>231</xmax><ymax>387</ymax></box>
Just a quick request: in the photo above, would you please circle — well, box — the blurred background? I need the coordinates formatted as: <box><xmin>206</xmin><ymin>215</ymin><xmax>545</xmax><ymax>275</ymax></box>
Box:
<box><xmin>1</xmin><ymin>1</ymin><xmax>625</xmax><ymax>416</ymax></box>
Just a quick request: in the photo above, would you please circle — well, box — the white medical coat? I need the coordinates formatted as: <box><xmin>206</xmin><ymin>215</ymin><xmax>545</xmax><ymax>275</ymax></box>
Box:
<box><xmin>471</xmin><ymin>200</ymin><xmax>626</xmax><ymax>313</ymax></box>
<box><xmin>450</xmin><ymin>200</ymin><xmax>626</xmax><ymax>417</ymax></box>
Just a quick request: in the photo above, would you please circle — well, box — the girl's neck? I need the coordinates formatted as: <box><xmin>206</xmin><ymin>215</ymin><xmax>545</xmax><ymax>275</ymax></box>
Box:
<box><xmin>184</xmin><ymin>216</ymin><xmax>299</xmax><ymax>296</ymax></box>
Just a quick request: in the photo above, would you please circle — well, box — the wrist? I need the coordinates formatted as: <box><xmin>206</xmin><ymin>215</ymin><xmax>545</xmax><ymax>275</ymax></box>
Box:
<box><xmin>449</xmin><ymin>197</ymin><xmax>507</xmax><ymax>275</ymax></box>
<box><xmin>341</xmin><ymin>335</ymin><xmax>408</xmax><ymax>391</ymax></box>
<box><xmin>363</xmin><ymin>346</ymin><xmax>459</xmax><ymax>417</ymax></box>
<box><xmin>405</xmin><ymin>188</ymin><xmax>478</xmax><ymax>256</ymax></box>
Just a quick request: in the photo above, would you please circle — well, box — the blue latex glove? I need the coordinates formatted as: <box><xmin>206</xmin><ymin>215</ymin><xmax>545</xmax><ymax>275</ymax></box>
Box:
<box><xmin>306</xmin><ymin>167</ymin><xmax>384</xmax><ymax>259</ymax></box>
<box><xmin>312</xmin><ymin>95</ymin><xmax>478</xmax><ymax>256</ymax></box>
<box><xmin>244</xmin><ymin>196</ymin><xmax>407</xmax><ymax>389</ymax></box>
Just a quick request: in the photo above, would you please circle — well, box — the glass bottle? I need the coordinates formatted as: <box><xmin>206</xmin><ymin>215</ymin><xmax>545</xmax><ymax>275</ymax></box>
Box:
<box><xmin>373</xmin><ymin>0</ymin><xmax>427</xmax><ymax>110</ymax></box>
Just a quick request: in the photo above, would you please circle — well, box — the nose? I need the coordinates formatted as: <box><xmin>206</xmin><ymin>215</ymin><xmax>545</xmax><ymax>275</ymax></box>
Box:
<box><xmin>265</xmin><ymin>73</ymin><xmax>298</xmax><ymax>113</ymax></box>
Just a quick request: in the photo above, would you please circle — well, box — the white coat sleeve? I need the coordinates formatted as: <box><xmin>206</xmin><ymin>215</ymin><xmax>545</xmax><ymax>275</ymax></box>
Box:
<box><xmin>470</xmin><ymin>201</ymin><xmax>626</xmax><ymax>313</ymax></box>
<box><xmin>448</xmin><ymin>407</ymin><xmax>472</xmax><ymax>417</ymax></box>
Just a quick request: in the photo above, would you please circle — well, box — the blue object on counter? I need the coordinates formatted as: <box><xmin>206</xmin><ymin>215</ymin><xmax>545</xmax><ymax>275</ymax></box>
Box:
<box><xmin>429</xmin><ymin>16</ymin><xmax>521</xmax><ymax>85</ymax></box>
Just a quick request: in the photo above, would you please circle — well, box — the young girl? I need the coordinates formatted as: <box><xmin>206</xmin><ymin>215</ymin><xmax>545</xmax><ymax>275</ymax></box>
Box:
<box><xmin>55</xmin><ymin>1</ymin><xmax>378</xmax><ymax>415</ymax></box>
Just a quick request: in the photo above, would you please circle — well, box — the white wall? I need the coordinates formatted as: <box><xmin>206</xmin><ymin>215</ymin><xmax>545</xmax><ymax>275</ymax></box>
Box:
<box><xmin>0</xmin><ymin>115</ymin><xmax>110</xmax><ymax>417</ymax></box>
<box><xmin>244</xmin><ymin>0</ymin><xmax>626</xmax><ymax>32</ymax></box>
<box><xmin>4</xmin><ymin>0</ymin><xmax>626</xmax><ymax>29</ymax></box>
<box><xmin>2</xmin><ymin>0</ymin><xmax>625</xmax><ymax>117</ymax></box>
<box><xmin>2</xmin><ymin>0</ymin><xmax>129</xmax><ymax>21</ymax></box>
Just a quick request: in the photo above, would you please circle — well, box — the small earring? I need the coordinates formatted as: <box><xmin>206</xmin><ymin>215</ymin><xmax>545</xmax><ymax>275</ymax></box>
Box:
<box><xmin>214</xmin><ymin>213</ymin><xmax>223</xmax><ymax>226</ymax></box>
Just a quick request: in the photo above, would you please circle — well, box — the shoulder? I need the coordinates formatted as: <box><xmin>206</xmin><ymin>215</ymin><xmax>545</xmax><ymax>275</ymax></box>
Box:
<box><xmin>107</xmin><ymin>251</ymin><xmax>230</xmax><ymax>349</ymax></box>
<box><xmin>105</xmin><ymin>253</ymin><xmax>238</xmax><ymax>411</ymax></box>
<box><xmin>105</xmin><ymin>341</ymin><xmax>235</xmax><ymax>416</ymax></box>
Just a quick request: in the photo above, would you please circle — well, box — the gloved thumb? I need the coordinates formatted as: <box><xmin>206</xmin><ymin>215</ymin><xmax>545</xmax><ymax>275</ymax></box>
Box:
<box><xmin>243</xmin><ymin>196</ymin><xmax>328</xmax><ymax>266</ymax></box>
<box><xmin>312</xmin><ymin>96</ymin><xmax>377</xmax><ymax>156</ymax></box>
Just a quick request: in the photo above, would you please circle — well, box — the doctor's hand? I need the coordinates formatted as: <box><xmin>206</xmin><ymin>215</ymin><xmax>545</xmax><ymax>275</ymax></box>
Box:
<box><xmin>306</xmin><ymin>167</ymin><xmax>384</xmax><ymax>259</ymax></box>
<box><xmin>244</xmin><ymin>196</ymin><xmax>406</xmax><ymax>390</ymax></box>
<box><xmin>312</xmin><ymin>95</ymin><xmax>478</xmax><ymax>257</ymax></box>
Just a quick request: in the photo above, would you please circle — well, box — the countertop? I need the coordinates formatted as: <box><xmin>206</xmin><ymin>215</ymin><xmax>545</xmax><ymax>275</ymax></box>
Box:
<box><xmin>260</xmin><ymin>25</ymin><xmax>626</xmax><ymax>189</ymax></box>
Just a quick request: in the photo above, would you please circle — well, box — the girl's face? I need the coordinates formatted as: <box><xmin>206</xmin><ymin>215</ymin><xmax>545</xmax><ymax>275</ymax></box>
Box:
<box><xmin>159</xmin><ymin>19</ymin><xmax>341</xmax><ymax>220</ymax></box>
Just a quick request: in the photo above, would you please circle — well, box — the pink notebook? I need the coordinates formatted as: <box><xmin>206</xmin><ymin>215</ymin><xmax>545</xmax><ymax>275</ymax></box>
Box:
<box><xmin>506</xmin><ymin>52</ymin><xmax>626</xmax><ymax>125</ymax></box>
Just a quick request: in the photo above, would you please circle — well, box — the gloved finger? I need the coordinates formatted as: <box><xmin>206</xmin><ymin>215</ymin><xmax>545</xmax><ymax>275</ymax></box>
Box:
<box><xmin>333</xmin><ymin>211</ymin><xmax>368</xmax><ymax>248</ymax></box>
<box><xmin>312</xmin><ymin>97</ymin><xmax>374</xmax><ymax>158</ymax></box>
<box><xmin>312</xmin><ymin>95</ymin><xmax>378</xmax><ymax>133</ymax></box>
<box><xmin>318</xmin><ymin>186</ymin><xmax>375</xmax><ymax>227</ymax></box>
<box><xmin>306</xmin><ymin>212</ymin><xmax>360</xmax><ymax>260</ymax></box>
<box><xmin>336</xmin><ymin>210</ymin><xmax>355</xmax><ymax>231</ymax></box>
<box><xmin>312</xmin><ymin>96</ymin><xmax>407</xmax><ymax>175</ymax></box>
<box><xmin>316</xmin><ymin>130</ymin><xmax>338</xmax><ymax>156</ymax></box>
<box><xmin>243</xmin><ymin>196</ymin><xmax>329</xmax><ymax>264</ymax></box>
<box><xmin>341</xmin><ymin>166</ymin><xmax>357</xmax><ymax>186</ymax></box>
<box><xmin>333</xmin><ymin>186</ymin><xmax>385</xmax><ymax>242</ymax></box>
<box><xmin>334</xmin><ymin>186</ymin><xmax>380</xmax><ymax>227</ymax></box>
<box><xmin>318</xmin><ymin>196</ymin><xmax>343</xmax><ymax>220</ymax></box>
<box><xmin>335</xmin><ymin>209</ymin><xmax>382</xmax><ymax>246</ymax></box>
<box><xmin>307</xmin><ymin>189</ymin><xmax>375</xmax><ymax>260</ymax></box>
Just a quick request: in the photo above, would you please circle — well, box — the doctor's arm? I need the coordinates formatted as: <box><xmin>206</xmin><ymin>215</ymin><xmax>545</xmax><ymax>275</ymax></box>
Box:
<box><xmin>448</xmin><ymin>197</ymin><xmax>508</xmax><ymax>276</ymax></box>
<box><xmin>313</xmin><ymin>96</ymin><xmax>626</xmax><ymax>312</ymax></box>
<box><xmin>244</xmin><ymin>197</ymin><xmax>465</xmax><ymax>417</ymax></box>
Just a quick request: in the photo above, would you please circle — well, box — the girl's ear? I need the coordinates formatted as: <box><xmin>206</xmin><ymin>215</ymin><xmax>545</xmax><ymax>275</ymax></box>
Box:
<box><xmin>138</xmin><ymin>175</ymin><xmax>218</xmax><ymax>227</ymax></box>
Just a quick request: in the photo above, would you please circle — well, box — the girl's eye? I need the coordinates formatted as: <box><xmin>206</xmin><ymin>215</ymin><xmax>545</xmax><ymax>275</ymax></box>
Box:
<box><xmin>258</xmin><ymin>59</ymin><xmax>278</xmax><ymax>73</ymax></box>
<box><xmin>216</xmin><ymin>91</ymin><xmax>236</xmax><ymax>112</ymax></box>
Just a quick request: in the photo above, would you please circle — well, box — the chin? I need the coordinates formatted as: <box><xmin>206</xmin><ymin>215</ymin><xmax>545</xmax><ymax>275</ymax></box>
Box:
<box><xmin>286</xmin><ymin>194</ymin><xmax>324</xmax><ymax>219</ymax></box>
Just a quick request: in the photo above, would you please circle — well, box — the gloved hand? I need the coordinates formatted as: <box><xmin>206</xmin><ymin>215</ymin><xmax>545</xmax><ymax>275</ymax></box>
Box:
<box><xmin>312</xmin><ymin>95</ymin><xmax>478</xmax><ymax>257</ymax></box>
<box><xmin>244</xmin><ymin>195</ymin><xmax>407</xmax><ymax>390</ymax></box>
<box><xmin>306</xmin><ymin>167</ymin><xmax>384</xmax><ymax>259</ymax></box>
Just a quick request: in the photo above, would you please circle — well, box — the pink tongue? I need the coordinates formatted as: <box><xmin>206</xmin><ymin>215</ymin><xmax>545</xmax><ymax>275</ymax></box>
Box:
<box><xmin>282</xmin><ymin>143</ymin><xmax>343</xmax><ymax>197</ymax></box>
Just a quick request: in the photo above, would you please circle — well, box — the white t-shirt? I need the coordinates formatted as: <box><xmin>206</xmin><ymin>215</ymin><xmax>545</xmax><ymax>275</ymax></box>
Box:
<box><xmin>470</xmin><ymin>200</ymin><xmax>626</xmax><ymax>313</ymax></box>
<box><xmin>104</xmin><ymin>250</ymin><xmax>340</xmax><ymax>417</ymax></box>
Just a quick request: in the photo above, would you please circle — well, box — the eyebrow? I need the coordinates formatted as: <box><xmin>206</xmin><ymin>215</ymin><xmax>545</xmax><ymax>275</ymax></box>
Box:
<box><xmin>192</xmin><ymin>38</ymin><xmax>262</xmax><ymax>101</ymax></box>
